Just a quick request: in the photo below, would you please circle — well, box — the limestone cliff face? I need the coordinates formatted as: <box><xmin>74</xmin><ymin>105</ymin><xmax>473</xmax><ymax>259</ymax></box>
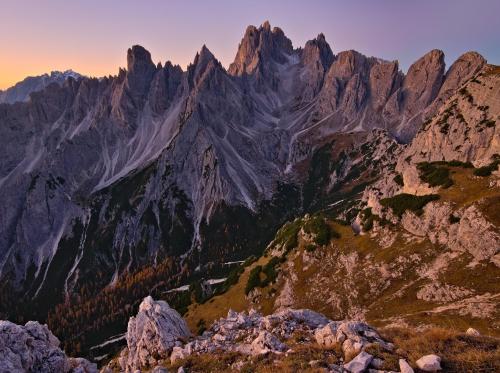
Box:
<box><xmin>399</xmin><ymin>65</ymin><xmax>500</xmax><ymax>170</ymax></box>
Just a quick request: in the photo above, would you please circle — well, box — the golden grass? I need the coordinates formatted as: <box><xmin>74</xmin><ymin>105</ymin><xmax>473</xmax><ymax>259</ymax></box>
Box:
<box><xmin>184</xmin><ymin>167</ymin><xmax>500</xmax><ymax>339</ymax></box>
<box><xmin>380</xmin><ymin>327</ymin><xmax>500</xmax><ymax>372</ymax></box>
<box><xmin>439</xmin><ymin>167</ymin><xmax>499</xmax><ymax>208</ymax></box>
<box><xmin>155</xmin><ymin>326</ymin><xmax>500</xmax><ymax>373</ymax></box>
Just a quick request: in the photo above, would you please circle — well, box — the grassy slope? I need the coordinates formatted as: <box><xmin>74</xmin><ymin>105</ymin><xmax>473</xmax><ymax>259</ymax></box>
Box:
<box><xmin>185</xmin><ymin>167</ymin><xmax>500</xmax><ymax>337</ymax></box>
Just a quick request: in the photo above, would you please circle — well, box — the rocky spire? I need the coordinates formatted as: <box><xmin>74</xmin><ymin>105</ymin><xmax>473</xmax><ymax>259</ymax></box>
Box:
<box><xmin>401</xmin><ymin>49</ymin><xmax>445</xmax><ymax>115</ymax></box>
<box><xmin>187</xmin><ymin>45</ymin><xmax>224</xmax><ymax>90</ymax></box>
<box><xmin>426</xmin><ymin>51</ymin><xmax>486</xmax><ymax>116</ymax></box>
<box><xmin>148</xmin><ymin>61</ymin><xmax>183</xmax><ymax>114</ymax></box>
<box><xmin>301</xmin><ymin>33</ymin><xmax>334</xmax><ymax>70</ymax></box>
<box><xmin>125</xmin><ymin>45</ymin><xmax>157</xmax><ymax>97</ymax></box>
<box><xmin>228</xmin><ymin>21</ymin><xmax>294</xmax><ymax>76</ymax></box>
<box><xmin>123</xmin><ymin>296</ymin><xmax>191</xmax><ymax>371</ymax></box>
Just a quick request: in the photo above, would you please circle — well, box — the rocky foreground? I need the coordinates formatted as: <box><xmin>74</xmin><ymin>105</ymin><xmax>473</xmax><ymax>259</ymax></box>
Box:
<box><xmin>1</xmin><ymin>296</ymin><xmax>498</xmax><ymax>372</ymax></box>
<box><xmin>99</xmin><ymin>297</ymin><xmax>496</xmax><ymax>373</ymax></box>
<box><xmin>0</xmin><ymin>320</ymin><xmax>97</xmax><ymax>372</ymax></box>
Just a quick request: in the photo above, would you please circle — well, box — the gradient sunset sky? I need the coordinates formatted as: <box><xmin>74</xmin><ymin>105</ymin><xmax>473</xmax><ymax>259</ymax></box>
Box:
<box><xmin>1</xmin><ymin>0</ymin><xmax>499</xmax><ymax>90</ymax></box>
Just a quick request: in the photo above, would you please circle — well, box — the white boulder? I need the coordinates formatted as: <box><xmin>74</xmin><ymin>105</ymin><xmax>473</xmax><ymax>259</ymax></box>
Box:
<box><xmin>416</xmin><ymin>354</ymin><xmax>442</xmax><ymax>371</ymax></box>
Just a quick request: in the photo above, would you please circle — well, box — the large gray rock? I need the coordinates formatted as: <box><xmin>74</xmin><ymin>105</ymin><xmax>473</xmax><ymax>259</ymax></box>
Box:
<box><xmin>123</xmin><ymin>296</ymin><xmax>191</xmax><ymax>372</ymax></box>
<box><xmin>0</xmin><ymin>320</ymin><xmax>96</xmax><ymax>373</ymax></box>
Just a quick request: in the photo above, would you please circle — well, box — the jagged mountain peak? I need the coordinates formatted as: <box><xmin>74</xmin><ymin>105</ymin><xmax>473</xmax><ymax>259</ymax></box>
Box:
<box><xmin>187</xmin><ymin>44</ymin><xmax>225</xmax><ymax>90</ymax></box>
<box><xmin>302</xmin><ymin>33</ymin><xmax>334</xmax><ymax>70</ymax></box>
<box><xmin>126</xmin><ymin>45</ymin><xmax>155</xmax><ymax>73</ymax></box>
<box><xmin>195</xmin><ymin>44</ymin><xmax>217</xmax><ymax>66</ymax></box>
<box><xmin>228</xmin><ymin>21</ymin><xmax>294</xmax><ymax>76</ymax></box>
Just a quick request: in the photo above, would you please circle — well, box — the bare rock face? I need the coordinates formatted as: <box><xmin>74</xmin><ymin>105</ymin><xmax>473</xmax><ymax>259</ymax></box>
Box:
<box><xmin>315</xmin><ymin>321</ymin><xmax>391</xmax><ymax>359</ymax></box>
<box><xmin>369</xmin><ymin>60</ymin><xmax>402</xmax><ymax>111</ymax></box>
<box><xmin>228</xmin><ymin>21</ymin><xmax>293</xmax><ymax>77</ymax></box>
<box><xmin>398</xmin><ymin>66</ymin><xmax>500</xmax><ymax>174</ymax></box>
<box><xmin>0</xmin><ymin>320</ymin><xmax>96</xmax><ymax>373</ymax></box>
<box><xmin>300</xmin><ymin>33</ymin><xmax>335</xmax><ymax>100</ymax></box>
<box><xmin>122</xmin><ymin>296</ymin><xmax>190</xmax><ymax>372</ymax></box>
<box><xmin>402</xmin><ymin>49</ymin><xmax>445</xmax><ymax>116</ymax></box>
<box><xmin>399</xmin><ymin>203</ymin><xmax>500</xmax><ymax>265</ymax></box>
<box><xmin>301</xmin><ymin>33</ymin><xmax>334</xmax><ymax>71</ymax></box>
<box><xmin>247</xmin><ymin>330</ymin><xmax>287</xmax><ymax>355</ymax></box>
<box><xmin>426</xmin><ymin>51</ymin><xmax>486</xmax><ymax>116</ymax></box>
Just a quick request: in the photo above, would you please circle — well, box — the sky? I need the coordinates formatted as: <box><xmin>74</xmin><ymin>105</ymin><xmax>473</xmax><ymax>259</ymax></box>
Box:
<box><xmin>1</xmin><ymin>0</ymin><xmax>499</xmax><ymax>90</ymax></box>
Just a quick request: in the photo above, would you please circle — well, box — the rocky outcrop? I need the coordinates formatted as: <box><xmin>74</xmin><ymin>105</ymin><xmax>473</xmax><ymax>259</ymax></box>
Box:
<box><xmin>315</xmin><ymin>321</ymin><xmax>392</xmax><ymax>359</ymax></box>
<box><xmin>0</xmin><ymin>320</ymin><xmax>96</xmax><ymax>372</ymax></box>
<box><xmin>426</xmin><ymin>51</ymin><xmax>486</xmax><ymax>116</ymax></box>
<box><xmin>397</xmin><ymin>65</ymin><xmax>500</xmax><ymax>190</ymax></box>
<box><xmin>300</xmin><ymin>33</ymin><xmax>335</xmax><ymax>100</ymax></box>
<box><xmin>121</xmin><ymin>296</ymin><xmax>190</xmax><ymax>372</ymax></box>
<box><xmin>106</xmin><ymin>297</ymin><xmax>400</xmax><ymax>372</ymax></box>
<box><xmin>401</xmin><ymin>203</ymin><xmax>500</xmax><ymax>265</ymax></box>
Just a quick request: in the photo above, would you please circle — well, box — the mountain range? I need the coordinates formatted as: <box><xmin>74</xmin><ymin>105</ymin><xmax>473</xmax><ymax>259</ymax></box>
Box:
<box><xmin>0</xmin><ymin>21</ymin><xmax>498</xmax><ymax>367</ymax></box>
<box><xmin>0</xmin><ymin>70</ymin><xmax>82</xmax><ymax>104</ymax></box>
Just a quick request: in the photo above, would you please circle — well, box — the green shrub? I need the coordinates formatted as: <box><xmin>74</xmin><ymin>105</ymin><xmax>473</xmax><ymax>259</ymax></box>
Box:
<box><xmin>189</xmin><ymin>281</ymin><xmax>206</xmax><ymax>304</ymax></box>
<box><xmin>303</xmin><ymin>215</ymin><xmax>339</xmax><ymax>245</ymax></box>
<box><xmin>275</xmin><ymin>220</ymin><xmax>302</xmax><ymax>251</ymax></box>
<box><xmin>196</xmin><ymin>318</ymin><xmax>206</xmax><ymax>335</ymax></box>
<box><xmin>360</xmin><ymin>207</ymin><xmax>374</xmax><ymax>231</ymax></box>
<box><xmin>417</xmin><ymin>162</ymin><xmax>453</xmax><ymax>188</ymax></box>
<box><xmin>245</xmin><ymin>266</ymin><xmax>263</xmax><ymax>295</ymax></box>
<box><xmin>245</xmin><ymin>257</ymin><xmax>282</xmax><ymax>294</ymax></box>
<box><xmin>479</xmin><ymin>119</ymin><xmax>496</xmax><ymax>128</ymax></box>
<box><xmin>243</xmin><ymin>255</ymin><xmax>257</xmax><ymax>267</ymax></box>
<box><xmin>261</xmin><ymin>257</ymin><xmax>280</xmax><ymax>286</ymax></box>
<box><xmin>218</xmin><ymin>265</ymin><xmax>244</xmax><ymax>294</ymax></box>
<box><xmin>305</xmin><ymin>244</ymin><xmax>316</xmax><ymax>252</ymax></box>
<box><xmin>393</xmin><ymin>174</ymin><xmax>404</xmax><ymax>187</ymax></box>
<box><xmin>473</xmin><ymin>158</ymin><xmax>500</xmax><ymax>177</ymax></box>
<box><xmin>380</xmin><ymin>193</ymin><xmax>440</xmax><ymax>217</ymax></box>
<box><xmin>440</xmin><ymin>122</ymin><xmax>450</xmax><ymax>134</ymax></box>
<box><xmin>446</xmin><ymin>160</ymin><xmax>473</xmax><ymax>168</ymax></box>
